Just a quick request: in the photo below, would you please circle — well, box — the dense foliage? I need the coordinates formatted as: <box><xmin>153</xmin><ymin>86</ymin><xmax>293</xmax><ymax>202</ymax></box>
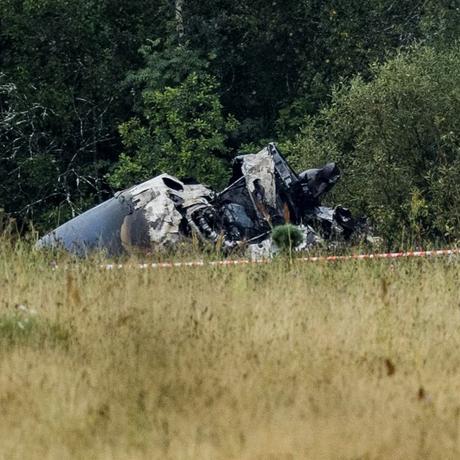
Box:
<box><xmin>0</xmin><ymin>0</ymin><xmax>459</xmax><ymax>243</ymax></box>
<box><xmin>108</xmin><ymin>43</ymin><xmax>238</xmax><ymax>190</ymax></box>
<box><xmin>283</xmin><ymin>47</ymin><xmax>460</xmax><ymax>244</ymax></box>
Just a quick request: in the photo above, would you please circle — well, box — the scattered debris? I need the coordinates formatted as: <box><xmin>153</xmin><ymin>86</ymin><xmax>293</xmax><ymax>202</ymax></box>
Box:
<box><xmin>37</xmin><ymin>143</ymin><xmax>375</xmax><ymax>256</ymax></box>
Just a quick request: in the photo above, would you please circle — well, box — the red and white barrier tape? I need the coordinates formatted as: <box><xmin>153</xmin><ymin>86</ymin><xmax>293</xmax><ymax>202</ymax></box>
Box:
<box><xmin>102</xmin><ymin>248</ymin><xmax>460</xmax><ymax>270</ymax></box>
<box><xmin>299</xmin><ymin>248</ymin><xmax>460</xmax><ymax>262</ymax></box>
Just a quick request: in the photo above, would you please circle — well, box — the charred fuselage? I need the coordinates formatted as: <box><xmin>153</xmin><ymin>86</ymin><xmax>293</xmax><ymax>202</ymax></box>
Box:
<box><xmin>37</xmin><ymin>143</ymin><xmax>370</xmax><ymax>255</ymax></box>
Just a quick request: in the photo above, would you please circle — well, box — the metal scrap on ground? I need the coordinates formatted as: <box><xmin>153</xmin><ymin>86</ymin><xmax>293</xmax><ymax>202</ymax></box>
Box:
<box><xmin>37</xmin><ymin>143</ymin><xmax>375</xmax><ymax>256</ymax></box>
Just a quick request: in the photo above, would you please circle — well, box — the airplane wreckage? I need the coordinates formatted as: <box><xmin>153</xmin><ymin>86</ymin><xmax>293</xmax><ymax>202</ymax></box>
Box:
<box><xmin>37</xmin><ymin>143</ymin><xmax>375</xmax><ymax>257</ymax></box>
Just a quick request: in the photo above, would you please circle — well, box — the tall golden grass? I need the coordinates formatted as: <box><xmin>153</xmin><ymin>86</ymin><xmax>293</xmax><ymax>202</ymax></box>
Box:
<box><xmin>1</xmin><ymin>239</ymin><xmax>460</xmax><ymax>459</ymax></box>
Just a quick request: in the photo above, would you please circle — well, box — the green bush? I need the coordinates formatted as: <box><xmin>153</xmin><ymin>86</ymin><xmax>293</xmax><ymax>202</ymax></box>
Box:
<box><xmin>272</xmin><ymin>225</ymin><xmax>304</xmax><ymax>252</ymax></box>
<box><xmin>283</xmin><ymin>46</ymin><xmax>460</xmax><ymax>245</ymax></box>
<box><xmin>109</xmin><ymin>71</ymin><xmax>238</xmax><ymax>190</ymax></box>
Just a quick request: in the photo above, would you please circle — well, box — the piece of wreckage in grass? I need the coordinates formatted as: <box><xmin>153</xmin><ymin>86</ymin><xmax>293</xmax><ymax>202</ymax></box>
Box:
<box><xmin>37</xmin><ymin>143</ymin><xmax>374</xmax><ymax>256</ymax></box>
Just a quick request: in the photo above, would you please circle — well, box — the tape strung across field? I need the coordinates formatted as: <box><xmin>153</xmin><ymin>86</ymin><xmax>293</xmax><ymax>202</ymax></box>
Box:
<box><xmin>103</xmin><ymin>248</ymin><xmax>460</xmax><ymax>270</ymax></box>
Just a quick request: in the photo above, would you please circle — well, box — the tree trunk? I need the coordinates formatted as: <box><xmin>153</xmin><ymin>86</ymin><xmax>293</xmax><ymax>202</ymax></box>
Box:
<box><xmin>175</xmin><ymin>0</ymin><xmax>184</xmax><ymax>42</ymax></box>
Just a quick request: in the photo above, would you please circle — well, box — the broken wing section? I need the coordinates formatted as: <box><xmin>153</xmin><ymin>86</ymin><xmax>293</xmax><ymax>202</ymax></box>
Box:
<box><xmin>36</xmin><ymin>196</ymin><xmax>133</xmax><ymax>256</ymax></box>
<box><xmin>37</xmin><ymin>174</ymin><xmax>216</xmax><ymax>256</ymax></box>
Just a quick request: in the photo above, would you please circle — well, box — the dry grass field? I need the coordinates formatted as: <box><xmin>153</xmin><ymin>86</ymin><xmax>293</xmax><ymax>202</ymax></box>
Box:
<box><xmin>1</xmin><ymin>240</ymin><xmax>460</xmax><ymax>459</ymax></box>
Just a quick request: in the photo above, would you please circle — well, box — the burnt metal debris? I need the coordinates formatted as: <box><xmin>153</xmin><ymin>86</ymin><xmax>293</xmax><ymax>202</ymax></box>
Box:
<box><xmin>37</xmin><ymin>143</ymin><xmax>374</xmax><ymax>256</ymax></box>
